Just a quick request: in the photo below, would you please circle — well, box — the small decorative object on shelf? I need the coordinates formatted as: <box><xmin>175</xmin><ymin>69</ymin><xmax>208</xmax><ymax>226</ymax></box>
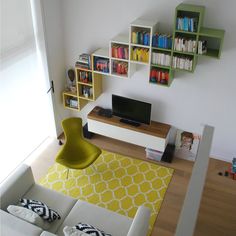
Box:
<box><xmin>64</xmin><ymin>94</ymin><xmax>78</xmax><ymax>110</ymax></box>
<box><xmin>66</xmin><ymin>68</ymin><xmax>76</xmax><ymax>93</ymax></box>
<box><xmin>82</xmin><ymin>86</ymin><xmax>89</xmax><ymax>98</ymax></box>
<box><xmin>69</xmin><ymin>98</ymin><xmax>78</xmax><ymax>108</ymax></box>
<box><xmin>81</xmin><ymin>85</ymin><xmax>93</xmax><ymax>99</ymax></box>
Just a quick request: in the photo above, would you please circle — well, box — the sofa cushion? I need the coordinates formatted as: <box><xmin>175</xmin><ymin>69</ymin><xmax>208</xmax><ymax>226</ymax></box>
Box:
<box><xmin>40</xmin><ymin>231</ymin><xmax>58</xmax><ymax>236</ymax></box>
<box><xmin>0</xmin><ymin>209</ymin><xmax>43</xmax><ymax>236</ymax></box>
<box><xmin>20</xmin><ymin>198</ymin><xmax>61</xmax><ymax>222</ymax></box>
<box><xmin>7</xmin><ymin>205</ymin><xmax>50</xmax><ymax>230</ymax></box>
<box><xmin>0</xmin><ymin>164</ymin><xmax>35</xmax><ymax>210</ymax></box>
<box><xmin>75</xmin><ymin>222</ymin><xmax>112</xmax><ymax>236</ymax></box>
<box><xmin>63</xmin><ymin>226</ymin><xmax>90</xmax><ymax>236</ymax></box>
<box><xmin>56</xmin><ymin>200</ymin><xmax>132</xmax><ymax>236</ymax></box>
<box><xmin>23</xmin><ymin>183</ymin><xmax>77</xmax><ymax>233</ymax></box>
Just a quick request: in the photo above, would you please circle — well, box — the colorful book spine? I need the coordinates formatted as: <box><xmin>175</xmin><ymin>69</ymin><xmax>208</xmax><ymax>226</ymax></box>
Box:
<box><xmin>111</xmin><ymin>46</ymin><xmax>129</xmax><ymax>60</ymax></box>
<box><xmin>95</xmin><ymin>58</ymin><xmax>109</xmax><ymax>73</ymax></box>
<box><xmin>76</xmin><ymin>53</ymin><xmax>91</xmax><ymax>69</ymax></box>
<box><xmin>131</xmin><ymin>47</ymin><xmax>149</xmax><ymax>62</ymax></box>
<box><xmin>112</xmin><ymin>61</ymin><xmax>128</xmax><ymax>75</ymax></box>
<box><xmin>150</xmin><ymin>68</ymin><xmax>169</xmax><ymax>85</ymax></box>
<box><xmin>79</xmin><ymin>71</ymin><xmax>92</xmax><ymax>83</ymax></box>
<box><xmin>176</xmin><ymin>17</ymin><xmax>198</xmax><ymax>32</ymax></box>
<box><xmin>152</xmin><ymin>33</ymin><xmax>172</xmax><ymax>49</ymax></box>
<box><xmin>132</xmin><ymin>31</ymin><xmax>150</xmax><ymax>46</ymax></box>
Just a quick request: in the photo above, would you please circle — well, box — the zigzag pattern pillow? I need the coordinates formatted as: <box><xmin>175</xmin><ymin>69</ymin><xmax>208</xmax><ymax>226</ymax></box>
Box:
<box><xmin>75</xmin><ymin>222</ymin><xmax>112</xmax><ymax>236</ymax></box>
<box><xmin>20</xmin><ymin>198</ymin><xmax>61</xmax><ymax>222</ymax></box>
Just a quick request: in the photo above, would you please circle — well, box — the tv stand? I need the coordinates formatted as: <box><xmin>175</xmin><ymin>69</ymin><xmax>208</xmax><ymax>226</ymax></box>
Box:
<box><xmin>120</xmin><ymin>118</ymin><xmax>140</xmax><ymax>127</ymax></box>
<box><xmin>87</xmin><ymin>107</ymin><xmax>171</xmax><ymax>152</ymax></box>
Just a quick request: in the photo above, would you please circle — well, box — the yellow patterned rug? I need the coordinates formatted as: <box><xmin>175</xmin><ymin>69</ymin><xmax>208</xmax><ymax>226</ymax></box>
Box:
<box><xmin>39</xmin><ymin>150</ymin><xmax>174</xmax><ymax>234</ymax></box>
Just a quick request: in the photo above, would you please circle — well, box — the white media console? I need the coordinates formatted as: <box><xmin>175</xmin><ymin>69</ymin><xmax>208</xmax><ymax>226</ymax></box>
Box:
<box><xmin>87</xmin><ymin>107</ymin><xmax>171</xmax><ymax>152</ymax></box>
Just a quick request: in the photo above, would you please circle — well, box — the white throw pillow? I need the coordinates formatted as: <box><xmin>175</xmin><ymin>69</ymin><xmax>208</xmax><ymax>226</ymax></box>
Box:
<box><xmin>63</xmin><ymin>226</ymin><xmax>89</xmax><ymax>236</ymax></box>
<box><xmin>7</xmin><ymin>205</ymin><xmax>50</xmax><ymax>230</ymax></box>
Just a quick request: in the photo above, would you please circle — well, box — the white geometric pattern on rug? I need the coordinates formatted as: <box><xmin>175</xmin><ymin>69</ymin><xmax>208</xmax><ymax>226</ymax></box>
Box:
<box><xmin>40</xmin><ymin>150</ymin><xmax>174</xmax><ymax>234</ymax></box>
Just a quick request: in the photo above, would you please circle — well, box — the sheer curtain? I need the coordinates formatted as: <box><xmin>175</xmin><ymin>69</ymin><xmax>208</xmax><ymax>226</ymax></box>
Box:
<box><xmin>0</xmin><ymin>0</ymin><xmax>55</xmax><ymax>182</ymax></box>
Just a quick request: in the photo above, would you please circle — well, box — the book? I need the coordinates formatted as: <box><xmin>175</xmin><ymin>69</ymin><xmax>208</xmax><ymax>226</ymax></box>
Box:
<box><xmin>132</xmin><ymin>32</ymin><xmax>137</xmax><ymax>44</ymax></box>
<box><xmin>76</xmin><ymin>53</ymin><xmax>91</xmax><ymax>69</ymax></box>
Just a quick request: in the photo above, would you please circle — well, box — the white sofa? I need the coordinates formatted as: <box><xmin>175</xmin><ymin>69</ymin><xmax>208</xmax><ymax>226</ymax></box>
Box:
<box><xmin>0</xmin><ymin>164</ymin><xmax>151</xmax><ymax>236</ymax></box>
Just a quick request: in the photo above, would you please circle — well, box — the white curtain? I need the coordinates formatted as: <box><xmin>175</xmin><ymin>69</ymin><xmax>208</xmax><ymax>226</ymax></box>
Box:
<box><xmin>0</xmin><ymin>0</ymin><xmax>55</xmax><ymax>182</ymax></box>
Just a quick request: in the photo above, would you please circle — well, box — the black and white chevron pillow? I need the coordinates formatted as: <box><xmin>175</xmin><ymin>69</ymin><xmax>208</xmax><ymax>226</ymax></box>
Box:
<box><xmin>19</xmin><ymin>198</ymin><xmax>61</xmax><ymax>222</ymax></box>
<box><xmin>75</xmin><ymin>222</ymin><xmax>112</xmax><ymax>236</ymax></box>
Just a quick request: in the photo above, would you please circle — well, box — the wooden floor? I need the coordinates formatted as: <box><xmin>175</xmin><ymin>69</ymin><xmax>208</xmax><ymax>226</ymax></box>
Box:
<box><xmin>31</xmin><ymin>134</ymin><xmax>236</xmax><ymax>236</ymax></box>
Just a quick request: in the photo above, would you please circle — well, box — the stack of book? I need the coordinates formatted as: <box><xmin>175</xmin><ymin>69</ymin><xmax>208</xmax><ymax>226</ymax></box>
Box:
<box><xmin>172</xmin><ymin>56</ymin><xmax>193</xmax><ymax>71</ymax></box>
<box><xmin>112</xmin><ymin>46</ymin><xmax>129</xmax><ymax>60</ymax></box>
<box><xmin>76</xmin><ymin>53</ymin><xmax>91</xmax><ymax>69</ymax></box>
<box><xmin>131</xmin><ymin>47</ymin><xmax>149</xmax><ymax>62</ymax></box>
<box><xmin>150</xmin><ymin>68</ymin><xmax>169</xmax><ymax>85</ymax></box>
<box><xmin>151</xmin><ymin>52</ymin><xmax>171</xmax><ymax>66</ymax></box>
<box><xmin>174</xmin><ymin>37</ymin><xmax>197</xmax><ymax>53</ymax></box>
<box><xmin>152</xmin><ymin>34</ymin><xmax>172</xmax><ymax>49</ymax></box>
<box><xmin>79</xmin><ymin>71</ymin><xmax>92</xmax><ymax>84</ymax></box>
<box><xmin>94</xmin><ymin>58</ymin><xmax>109</xmax><ymax>73</ymax></box>
<box><xmin>176</xmin><ymin>17</ymin><xmax>198</xmax><ymax>32</ymax></box>
<box><xmin>198</xmin><ymin>40</ymin><xmax>207</xmax><ymax>54</ymax></box>
<box><xmin>132</xmin><ymin>31</ymin><xmax>150</xmax><ymax>46</ymax></box>
<box><xmin>112</xmin><ymin>61</ymin><xmax>128</xmax><ymax>75</ymax></box>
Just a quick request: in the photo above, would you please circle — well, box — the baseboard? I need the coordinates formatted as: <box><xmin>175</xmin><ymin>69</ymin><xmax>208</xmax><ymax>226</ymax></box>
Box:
<box><xmin>210</xmin><ymin>155</ymin><xmax>231</xmax><ymax>163</ymax></box>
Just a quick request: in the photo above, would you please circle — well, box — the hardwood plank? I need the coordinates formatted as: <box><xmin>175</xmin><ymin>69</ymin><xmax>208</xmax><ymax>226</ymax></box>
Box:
<box><xmin>30</xmin><ymin>134</ymin><xmax>236</xmax><ymax>236</ymax></box>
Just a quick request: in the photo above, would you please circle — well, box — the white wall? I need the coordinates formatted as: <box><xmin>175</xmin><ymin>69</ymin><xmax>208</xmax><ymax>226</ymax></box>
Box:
<box><xmin>60</xmin><ymin>0</ymin><xmax>236</xmax><ymax>161</ymax></box>
<box><xmin>39</xmin><ymin>0</ymin><xmax>70</xmax><ymax>136</ymax></box>
<box><xmin>0</xmin><ymin>0</ymin><xmax>34</xmax><ymax>57</ymax></box>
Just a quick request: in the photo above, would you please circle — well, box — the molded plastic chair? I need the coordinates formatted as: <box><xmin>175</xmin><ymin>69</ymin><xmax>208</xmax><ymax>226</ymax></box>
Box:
<box><xmin>55</xmin><ymin>117</ymin><xmax>102</xmax><ymax>172</ymax></box>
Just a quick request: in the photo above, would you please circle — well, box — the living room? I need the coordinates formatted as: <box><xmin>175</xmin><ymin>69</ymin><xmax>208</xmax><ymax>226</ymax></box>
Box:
<box><xmin>1</xmin><ymin>0</ymin><xmax>236</xmax><ymax>236</ymax></box>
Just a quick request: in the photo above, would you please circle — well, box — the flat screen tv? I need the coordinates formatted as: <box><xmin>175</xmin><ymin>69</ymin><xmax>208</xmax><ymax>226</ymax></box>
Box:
<box><xmin>112</xmin><ymin>94</ymin><xmax>151</xmax><ymax>126</ymax></box>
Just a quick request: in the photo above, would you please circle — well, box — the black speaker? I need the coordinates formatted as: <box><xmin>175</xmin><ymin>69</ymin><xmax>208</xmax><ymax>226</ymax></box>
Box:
<box><xmin>98</xmin><ymin>108</ymin><xmax>112</xmax><ymax>118</ymax></box>
<box><xmin>83</xmin><ymin>123</ymin><xmax>94</xmax><ymax>139</ymax></box>
<box><xmin>161</xmin><ymin>144</ymin><xmax>175</xmax><ymax>163</ymax></box>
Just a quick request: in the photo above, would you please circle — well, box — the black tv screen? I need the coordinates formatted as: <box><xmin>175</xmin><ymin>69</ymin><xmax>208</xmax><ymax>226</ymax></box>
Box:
<box><xmin>112</xmin><ymin>94</ymin><xmax>151</xmax><ymax>125</ymax></box>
